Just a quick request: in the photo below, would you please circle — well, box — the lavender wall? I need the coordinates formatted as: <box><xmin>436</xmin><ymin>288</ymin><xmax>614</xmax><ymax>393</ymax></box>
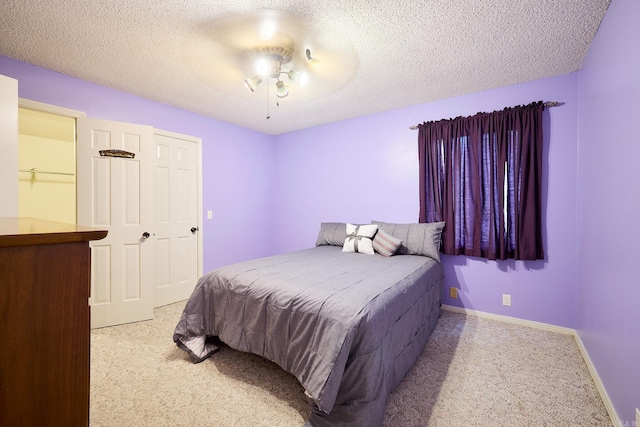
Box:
<box><xmin>274</xmin><ymin>72</ymin><xmax>579</xmax><ymax>328</ymax></box>
<box><xmin>0</xmin><ymin>56</ymin><xmax>276</xmax><ymax>273</ymax></box>
<box><xmin>577</xmin><ymin>0</ymin><xmax>640</xmax><ymax>423</ymax></box>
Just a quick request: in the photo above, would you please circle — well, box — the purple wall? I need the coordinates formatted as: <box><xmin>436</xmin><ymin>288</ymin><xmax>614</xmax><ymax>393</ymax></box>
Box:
<box><xmin>274</xmin><ymin>73</ymin><xmax>579</xmax><ymax>328</ymax></box>
<box><xmin>577</xmin><ymin>0</ymin><xmax>640</xmax><ymax>423</ymax></box>
<box><xmin>0</xmin><ymin>56</ymin><xmax>276</xmax><ymax>273</ymax></box>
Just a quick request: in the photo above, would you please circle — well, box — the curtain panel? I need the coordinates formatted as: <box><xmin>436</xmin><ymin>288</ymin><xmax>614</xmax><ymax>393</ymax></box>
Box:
<box><xmin>418</xmin><ymin>101</ymin><xmax>544</xmax><ymax>260</ymax></box>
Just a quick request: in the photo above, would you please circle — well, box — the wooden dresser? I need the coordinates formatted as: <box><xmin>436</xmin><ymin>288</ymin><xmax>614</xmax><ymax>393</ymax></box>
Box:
<box><xmin>0</xmin><ymin>217</ymin><xmax>107</xmax><ymax>427</ymax></box>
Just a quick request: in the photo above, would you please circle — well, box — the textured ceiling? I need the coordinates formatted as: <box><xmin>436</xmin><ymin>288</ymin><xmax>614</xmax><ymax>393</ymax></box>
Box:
<box><xmin>0</xmin><ymin>0</ymin><xmax>610</xmax><ymax>135</ymax></box>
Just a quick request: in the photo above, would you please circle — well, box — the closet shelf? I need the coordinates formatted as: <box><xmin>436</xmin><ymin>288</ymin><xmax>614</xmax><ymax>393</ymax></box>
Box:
<box><xmin>19</xmin><ymin>168</ymin><xmax>74</xmax><ymax>177</ymax></box>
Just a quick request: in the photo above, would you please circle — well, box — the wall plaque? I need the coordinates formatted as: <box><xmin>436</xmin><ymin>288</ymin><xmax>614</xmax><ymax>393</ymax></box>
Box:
<box><xmin>99</xmin><ymin>149</ymin><xmax>135</xmax><ymax>158</ymax></box>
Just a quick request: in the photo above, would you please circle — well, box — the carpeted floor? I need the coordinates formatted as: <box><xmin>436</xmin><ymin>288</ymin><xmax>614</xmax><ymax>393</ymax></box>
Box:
<box><xmin>90</xmin><ymin>302</ymin><xmax>612</xmax><ymax>426</ymax></box>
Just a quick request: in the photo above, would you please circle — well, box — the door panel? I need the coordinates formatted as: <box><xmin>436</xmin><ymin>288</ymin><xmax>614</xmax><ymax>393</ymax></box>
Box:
<box><xmin>92</xmin><ymin>246</ymin><xmax>111</xmax><ymax>304</ymax></box>
<box><xmin>153</xmin><ymin>132</ymin><xmax>200</xmax><ymax>307</ymax></box>
<box><xmin>77</xmin><ymin>117</ymin><xmax>154</xmax><ymax>328</ymax></box>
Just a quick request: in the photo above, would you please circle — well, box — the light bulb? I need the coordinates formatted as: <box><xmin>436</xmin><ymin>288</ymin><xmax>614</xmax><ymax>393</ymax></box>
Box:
<box><xmin>298</xmin><ymin>71</ymin><xmax>309</xmax><ymax>86</ymax></box>
<box><xmin>256</xmin><ymin>59</ymin><xmax>270</xmax><ymax>76</ymax></box>
<box><xmin>288</xmin><ymin>70</ymin><xmax>309</xmax><ymax>86</ymax></box>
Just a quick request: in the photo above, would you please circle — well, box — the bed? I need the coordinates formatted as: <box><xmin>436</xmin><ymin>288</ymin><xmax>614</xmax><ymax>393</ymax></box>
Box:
<box><xmin>173</xmin><ymin>221</ymin><xmax>445</xmax><ymax>426</ymax></box>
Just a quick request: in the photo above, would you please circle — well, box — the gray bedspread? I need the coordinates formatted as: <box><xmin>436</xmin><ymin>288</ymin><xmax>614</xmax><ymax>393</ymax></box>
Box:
<box><xmin>173</xmin><ymin>246</ymin><xmax>443</xmax><ymax>426</ymax></box>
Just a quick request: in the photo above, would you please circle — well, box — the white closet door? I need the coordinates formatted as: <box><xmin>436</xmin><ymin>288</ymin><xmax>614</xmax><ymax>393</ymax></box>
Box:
<box><xmin>77</xmin><ymin>117</ymin><xmax>154</xmax><ymax>328</ymax></box>
<box><xmin>153</xmin><ymin>131</ymin><xmax>201</xmax><ymax>307</ymax></box>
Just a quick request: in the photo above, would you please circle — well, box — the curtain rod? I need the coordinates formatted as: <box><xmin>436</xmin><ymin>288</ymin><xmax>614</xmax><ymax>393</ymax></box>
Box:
<box><xmin>408</xmin><ymin>101</ymin><xmax>563</xmax><ymax>130</ymax></box>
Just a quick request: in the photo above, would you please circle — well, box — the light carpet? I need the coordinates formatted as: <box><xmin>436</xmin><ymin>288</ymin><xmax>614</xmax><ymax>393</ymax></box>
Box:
<box><xmin>90</xmin><ymin>302</ymin><xmax>612</xmax><ymax>426</ymax></box>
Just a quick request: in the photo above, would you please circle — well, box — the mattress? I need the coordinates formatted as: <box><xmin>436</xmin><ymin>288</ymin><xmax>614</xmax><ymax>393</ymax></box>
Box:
<box><xmin>173</xmin><ymin>245</ymin><xmax>443</xmax><ymax>426</ymax></box>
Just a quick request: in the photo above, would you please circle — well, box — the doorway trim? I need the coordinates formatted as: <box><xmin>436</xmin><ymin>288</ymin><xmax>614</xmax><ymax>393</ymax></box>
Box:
<box><xmin>19</xmin><ymin>98</ymin><xmax>86</xmax><ymax>118</ymax></box>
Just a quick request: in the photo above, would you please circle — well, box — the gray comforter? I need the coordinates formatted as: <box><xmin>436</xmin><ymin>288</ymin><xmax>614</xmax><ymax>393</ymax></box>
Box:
<box><xmin>173</xmin><ymin>246</ymin><xmax>443</xmax><ymax>426</ymax></box>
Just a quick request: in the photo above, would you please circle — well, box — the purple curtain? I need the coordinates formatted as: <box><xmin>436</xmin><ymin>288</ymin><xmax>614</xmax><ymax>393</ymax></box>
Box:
<box><xmin>418</xmin><ymin>101</ymin><xmax>544</xmax><ymax>260</ymax></box>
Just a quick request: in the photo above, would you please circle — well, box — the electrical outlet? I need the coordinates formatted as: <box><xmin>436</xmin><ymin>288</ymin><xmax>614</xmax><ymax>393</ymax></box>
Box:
<box><xmin>502</xmin><ymin>294</ymin><xmax>511</xmax><ymax>306</ymax></box>
<box><xmin>449</xmin><ymin>287</ymin><xmax>458</xmax><ymax>299</ymax></box>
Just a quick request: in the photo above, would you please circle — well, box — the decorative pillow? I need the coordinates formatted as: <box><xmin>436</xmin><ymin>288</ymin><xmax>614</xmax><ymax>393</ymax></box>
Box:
<box><xmin>371</xmin><ymin>220</ymin><xmax>446</xmax><ymax>262</ymax></box>
<box><xmin>372</xmin><ymin>229</ymin><xmax>403</xmax><ymax>257</ymax></box>
<box><xmin>316</xmin><ymin>222</ymin><xmax>348</xmax><ymax>247</ymax></box>
<box><xmin>342</xmin><ymin>223</ymin><xmax>378</xmax><ymax>255</ymax></box>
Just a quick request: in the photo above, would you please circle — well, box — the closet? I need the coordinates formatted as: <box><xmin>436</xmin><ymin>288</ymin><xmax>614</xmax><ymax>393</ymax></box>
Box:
<box><xmin>18</xmin><ymin>107</ymin><xmax>77</xmax><ymax>223</ymax></box>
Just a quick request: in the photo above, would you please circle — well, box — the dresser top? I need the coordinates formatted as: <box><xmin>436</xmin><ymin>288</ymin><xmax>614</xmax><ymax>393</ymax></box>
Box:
<box><xmin>0</xmin><ymin>217</ymin><xmax>107</xmax><ymax>247</ymax></box>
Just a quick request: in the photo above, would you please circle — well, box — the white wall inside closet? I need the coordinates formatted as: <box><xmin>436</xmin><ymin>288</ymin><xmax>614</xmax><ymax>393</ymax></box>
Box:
<box><xmin>18</xmin><ymin>107</ymin><xmax>77</xmax><ymax>224</ymax></box>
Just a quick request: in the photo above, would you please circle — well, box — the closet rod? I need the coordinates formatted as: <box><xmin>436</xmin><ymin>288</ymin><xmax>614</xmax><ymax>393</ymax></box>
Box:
<box><xmin>408</xmin><ymin>101</ymin><xmax>563</xmax><ymax>130</ymax></box>
<box><xmin>19</xmin><ymin>168</ymin><xmax>74</xmax><ymax>177</ymax></box>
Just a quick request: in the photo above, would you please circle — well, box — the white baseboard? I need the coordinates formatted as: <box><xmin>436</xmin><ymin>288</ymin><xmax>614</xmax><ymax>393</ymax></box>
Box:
<box><xmin>573</xmin><ymin>333</ymin><xmax>622</xmax><ymax>427</ymax></box>
<box><xmin>440</xmin><ymin>304</ymin><xmax>621</xmax><ymax>426</ymax></box>
<box><xmin>441</xmin><ymin>304</ymin><xmax>575</xmax><ymax>334</ymax></box>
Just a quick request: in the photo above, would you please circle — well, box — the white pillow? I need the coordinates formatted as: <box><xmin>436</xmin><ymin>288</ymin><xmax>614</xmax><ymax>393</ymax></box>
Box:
<box><xmin>342</xmin><ymin>223</ymin><xmax>378</xmax><ymax>255</ymax></box>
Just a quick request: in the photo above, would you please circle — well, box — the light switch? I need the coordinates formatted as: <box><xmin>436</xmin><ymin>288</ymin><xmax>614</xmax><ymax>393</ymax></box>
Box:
<box><xmin>207</xmin><ymin>210</ymin><xmax>213</xmax><ymax>220</ymax></box>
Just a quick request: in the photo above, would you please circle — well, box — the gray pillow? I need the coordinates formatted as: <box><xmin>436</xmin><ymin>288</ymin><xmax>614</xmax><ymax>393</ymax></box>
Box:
<box><xmin>371</xmin><ymin>220</ymin><xmax>445</xmax><ymax>262</ymax></box>
<box><xmin>315</xmin><ymin>222</ymin><xmax>348</xmax><ymax>247</ymax></box>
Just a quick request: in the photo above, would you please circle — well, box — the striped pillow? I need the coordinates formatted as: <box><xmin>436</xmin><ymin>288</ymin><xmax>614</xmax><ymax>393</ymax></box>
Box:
<box><xmin>372</xmin><ymin>229</ymin><xmax>403</xmax><ymax>257</ymax></box>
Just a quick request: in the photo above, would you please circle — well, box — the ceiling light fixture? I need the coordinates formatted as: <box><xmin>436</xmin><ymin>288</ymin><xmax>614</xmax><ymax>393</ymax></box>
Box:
<box><xmin>243</xmin><ymin>76</ymin><xmax>262</xmax><ymax>93</ymax></box>
<box><xmin>243</xmin><ymin>46</ymin><xmax>308</xmax><ymax>100</ymax></box>
<box><xmin>305</xmin><ymin>48</ymin><xmax>321</xmax><ymax>65</ymax></box>
<box><xmin>275</xmin><ymin>80</ymin><xmax>289</xmax><ymax>98</ymax></box>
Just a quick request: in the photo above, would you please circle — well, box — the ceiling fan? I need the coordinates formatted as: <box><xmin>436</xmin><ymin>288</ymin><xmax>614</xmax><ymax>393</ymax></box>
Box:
<box><xmin>243</xmin><ymin>31</ymin><xmax>320</xmax><ymax>100</ymax></box>
<box><xmin>181</xmin><ymin>10</ymin><xmax>355</xmax><ymax>121</ymax></box>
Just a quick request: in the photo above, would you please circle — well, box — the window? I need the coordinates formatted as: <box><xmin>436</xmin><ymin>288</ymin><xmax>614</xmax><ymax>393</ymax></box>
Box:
<box><xmin>418</xmin><ymin>101</ymin><xmax>544</xmax><ymax>260</ymax></box>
